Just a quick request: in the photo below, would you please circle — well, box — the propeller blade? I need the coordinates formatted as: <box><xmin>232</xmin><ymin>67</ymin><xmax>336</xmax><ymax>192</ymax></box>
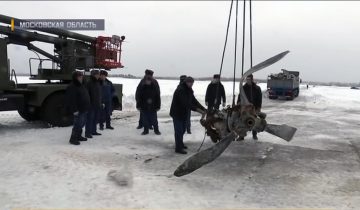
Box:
<box><xmin>174</xmin><ymin>132</ymin><xmax>237</xmax><ymax>177</ymax></box>
<box><xmin>239</xmin><ymin>51</ymin><xmax>290</xmax><ymax>105</ymax></box>
<box><xmin>265</xmin><ymin>123</ymin><xmax>297</xmax><ymax>142</ymax></box>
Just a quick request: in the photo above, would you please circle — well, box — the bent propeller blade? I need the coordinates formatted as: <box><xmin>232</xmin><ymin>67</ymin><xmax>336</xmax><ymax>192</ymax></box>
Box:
<box><xmin>174</xmin><ymin>132</ymin><xmax>237</xmax><ymax>177</ymax></box>
<box><xmin>239</xmin><ymin>51</ymin><xmax>290</xmax><ymax>105</ymax></box>
<box><xmin>265</xmin><ymin>124</ymin><xmax>297</xmax><ymax>142</ymax></box>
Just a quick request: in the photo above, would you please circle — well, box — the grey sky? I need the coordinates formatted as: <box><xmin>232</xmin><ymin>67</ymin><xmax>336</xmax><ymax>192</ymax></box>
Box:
<box><xmin>1</xmin><ymin>1</ymin><xmax>360</xmax><ymax>83</ymax></box>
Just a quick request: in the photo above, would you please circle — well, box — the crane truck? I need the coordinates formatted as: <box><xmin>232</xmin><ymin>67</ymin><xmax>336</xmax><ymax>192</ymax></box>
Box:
<box><xmin>0</xmin><ymin>14</ymin><xmax>125</xmax><ymax>126</ymax></box>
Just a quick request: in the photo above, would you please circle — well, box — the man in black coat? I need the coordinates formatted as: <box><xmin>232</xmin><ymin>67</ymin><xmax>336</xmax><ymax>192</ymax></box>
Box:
<box><xmin>205</xmin><ymin>74</ymin><xmax>226</xmax><ymax>111</ymax></box>
<box><xmin>85</xmin><ymin>70</ymin><xmax>103</xmax><ymax>138</ymax></box>
<box><xmin>179</xmin><ymin>75</ymin><xmax>192</xmax><ymax>134</ymax></box>
<box><xmin>135</xmin><ymin>69</ymin><xmax>160</xmax><ymax>130</ymax></box>
<box><xmin>99</xmin><ymin>70</ymin><xmax>115</xmax><ymax>130</ymax></box>
<box><xmin>65</xmin><ymin>71</ymin><xmax>91</xmax><ymax>145</ymax></box>
<box><xmin>237</xmin><ymin>74</ymin><xmax>262</xmax><ymax>140</ymax></box>
<box><xmin>136</xmin><ymin>75</ymin><xmax>161</xmax><ymax>135</ymax></box>
<box><xmin>170</xmin><ymin>77</ymin><xmax>207</xmax><ymax>154</ymax></box>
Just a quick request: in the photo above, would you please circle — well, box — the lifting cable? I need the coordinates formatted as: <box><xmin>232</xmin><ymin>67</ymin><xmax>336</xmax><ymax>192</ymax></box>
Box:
<box><xmin>217</xmin><ymin>0</ymin><xmax>234</xmax><ymax>78</ymax></box>
<box><xmin>232</xmin><ymin>0</ymin><xmax>239</xmax><ymax>106</ymax></box>
<box><xmin>215</xmin><ymin>0</ymin><xmax>253</xmax><ymax>105</ymax></box>
<box><xmin>214</xmin><ymin>0</ymin><xmax>234</xmax><ymax>109</ymax></box>
<box><xmin>200</xmin><ymin>0</ymin><xmax>234</xmax><ymax>151</ymax></box>
<box><xmin>199</xmin><ymin>0</ymin><xmax>254</xmax><ymax>150</ymax></box>
<box><xmin>241</xmin><ymin>0</ymin><xmax>246</xmax><ymax>76</ymax></box>
<box><xmin>249</xmin><ymin>0</ymin><xmax>253</xmax><ymax>68</ymax></box>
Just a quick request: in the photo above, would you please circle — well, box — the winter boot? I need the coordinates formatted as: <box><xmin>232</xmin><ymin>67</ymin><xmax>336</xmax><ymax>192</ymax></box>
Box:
<box><xmin>141</xmin><ymin>129</ymin><xmax>149</xmax><ymax>135</ymax></box>
<box><xmin>69</xmin><ymin>133</ymin><xmax>80</xmax><ymax>145</ymax></box>
<box><xmin>106</xmin><ymin>125</ymin><xmax>114</xmax><ymax>130</ymax></box>
<box><xmin>154</xmin><ymin>127</ymin><xmax>161</xmax><ymax>135</ymax></box>
<box><xmin>136</xmin><ymin>125</ymin><xmax>143</xmax><ymax>129</ymax></box>
<box><xmin>252</xmin><ymin>131</ymin><xmax>258</xmax><ymax>140</ymax></box>
<box><xmin>237</xmin><ymin>137</ymin><xmax>245</xmax><ymax>141</ymax></box>
<box><xmin>78</xmin><ymin>136</ymin><xmax>87</xmax><ymax>141</ymax></box>
<box><xmin>175</xmin><ymin>149</ymin><xmax>187</xmax><ymax>154</ymax></box>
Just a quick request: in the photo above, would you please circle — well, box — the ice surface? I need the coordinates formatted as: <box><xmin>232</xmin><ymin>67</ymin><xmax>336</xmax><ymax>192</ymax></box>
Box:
<box><xmin>0</xmin><ymin>77</ymin><xmax>359</xmax><ymax>209</ymax></box>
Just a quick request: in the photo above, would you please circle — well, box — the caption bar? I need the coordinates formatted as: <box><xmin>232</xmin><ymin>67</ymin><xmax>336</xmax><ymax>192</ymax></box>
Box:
<box><xmin>13</xmin><ymin>19</ymin><xmax>105</xmax><ymax>31</ymax></box>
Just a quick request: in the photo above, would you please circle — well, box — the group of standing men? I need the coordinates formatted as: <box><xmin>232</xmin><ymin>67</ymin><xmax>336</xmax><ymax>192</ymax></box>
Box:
<box><xmin>134</xmin><ymin>70</ymin><xmax>207</xmax><ymax>154</ymax></box>
<box><xmin>135</xmin><ymin>70</ymin><xmax>262</xmax><ymax>154</ymax></box>
<box><xmin>66</xmin><ymin>70</ymin><xmax>115</xmax><ymax>145</ymax></box>
<box><xmin>65</xmin><ymin>68</ymin><xmax>262</xmax><ymax>150</ymax></box>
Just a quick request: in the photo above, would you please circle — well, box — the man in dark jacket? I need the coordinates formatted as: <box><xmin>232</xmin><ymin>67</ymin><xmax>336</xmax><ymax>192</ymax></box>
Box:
<box><xmin>170</xmin><ymin>76</ymin><xmax>207</xmax><ymax>154</ymax></box>
<box><xmin>179</xmin><ymin>75</ymin><xmax>192</xmax><ymax>134</ymax></box>
<box><xmin>237</xmin><ymin>74</ymin><xmax>262</xmax><ymax>140</ymax></box>
<box><xmin>136</xmin><ymin>75</ymin><xmax>161</xmax><ymax>135</ymax></box>
<box><xmin>135</xmin><ymin>69</ymin><xmax>160</xmax><ymax>130</ymax></box>
<box><xmin>85</xmin><ymin>70</ymin><xmax>103</xmax><ymax>138</ymax></box>
<box><xmin>205</xmin><ymin>74</ymin><xmax>226</xmax><ymax>111</ymax></box>
<box><xmin>65</xmin><ymin>71</ymin><xmax>91</xmax><ymax>145</ymax></box>
<box><xmin>99</xmin><ymin>70</ymin><xmax>115</xmax><ymax>130</ymax></box>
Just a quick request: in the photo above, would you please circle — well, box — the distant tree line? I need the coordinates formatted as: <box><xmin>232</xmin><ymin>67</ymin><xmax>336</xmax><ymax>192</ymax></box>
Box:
<box><xmin>15</xmin><ymin>72</ymin><xmax>360</xmax><ymax>87</ymax></box>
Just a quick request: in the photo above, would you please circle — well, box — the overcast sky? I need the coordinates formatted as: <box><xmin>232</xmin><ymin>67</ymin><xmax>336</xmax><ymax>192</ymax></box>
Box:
<box><xmin>1</xmin><ymin>1</ymin><xmax>360</xmax><ymax>83</ymax></box>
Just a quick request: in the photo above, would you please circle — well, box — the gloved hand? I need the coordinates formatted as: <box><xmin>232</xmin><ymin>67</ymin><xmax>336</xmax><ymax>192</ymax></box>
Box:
<box><xmin>202</xmin><ymin>108</ymin><xmax>208</xmax><ymax>115</ymax></box>
<box><xmin>73</xmin><ymin>111</ymin><xmax>79</xmax><ymax>116</ymax></box>
<box><xmin>201</xmin><ymin>109</ymin><xmax>207</xmax><ymax>119</ymax></box>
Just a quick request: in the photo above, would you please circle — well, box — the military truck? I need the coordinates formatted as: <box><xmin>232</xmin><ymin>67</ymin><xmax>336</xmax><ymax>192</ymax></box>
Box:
<box><xmin>267</xmin><ymin>69</ymin><xmax>300</xmax><ymax>100</ymax></box>
<box><xmin>0</xmin><ymin>14</ymin><xmax>125</xmax><ymax>126</ymax></box>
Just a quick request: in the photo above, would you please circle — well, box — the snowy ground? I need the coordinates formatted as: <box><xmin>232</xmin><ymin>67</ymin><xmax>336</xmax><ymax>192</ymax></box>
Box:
<box><xmin>0</xmin><ymin>78</ymin><xmax>360</xmax><ymax>210</ymax></box>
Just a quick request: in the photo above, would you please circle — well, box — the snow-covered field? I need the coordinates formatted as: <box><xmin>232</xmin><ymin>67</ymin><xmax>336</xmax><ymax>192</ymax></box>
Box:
<box><xmin>1</xmin><ymin>77</ymin><xmax>360</xmax><ymax>210</ymax></box>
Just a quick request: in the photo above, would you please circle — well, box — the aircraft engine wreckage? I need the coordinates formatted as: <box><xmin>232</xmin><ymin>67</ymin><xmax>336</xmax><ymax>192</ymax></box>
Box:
<box><xmin>174</xmin><ymin>51</ymin><xmax>297</xmax><ymax>177</ymax></box>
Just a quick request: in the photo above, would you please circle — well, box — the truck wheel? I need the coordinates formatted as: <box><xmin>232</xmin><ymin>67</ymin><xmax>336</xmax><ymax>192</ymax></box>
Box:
<box><xmin>42</xmin><ymin>92</ymin><xmax>73</xmax><ymax>127</ymax></box>
<box><xmin>18</xmin><ymin>107</ymin><xmax>40</xmax><ymax>121</ymax></box>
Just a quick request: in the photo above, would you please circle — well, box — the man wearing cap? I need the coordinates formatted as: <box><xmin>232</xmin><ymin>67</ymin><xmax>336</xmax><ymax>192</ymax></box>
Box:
<box><xmin>136</xmin><ymin>74</ymin><xmax>161</xmax><ymax>135</ymax></box>
<box><xmin>237</xmin><ymin>74</ymin><xmax>262</xmax><ymax>140</ymax></box>
<box><xmin>99</xmin><ymin>70</ymin><xmax>115</xmax><ymax>130</ymax></box>
<box><xmin>170</xmin><ymin>76</ymin><xmax>207</xmax><ymax>154</ymax></box>
<box><xmin>178</xmin><ymin>75</ymin><xmax>192</xmax><ymax>134</ymax></box>
<box><xmin>205</xmin><ymin>74</ymin><xmax>226</xmax><ymax>111</ymax></box>
<box><xmin>85</xmin><ymin>70</ymin><xmax>103</xmax><ymax>138</ymax></box>
<box><xmin>65</xmin><ymin>71</ymin><xmax>91</xmax><ymax>145</ymax></box>
<box><xmin>135</xmin><ymin>69</ymin><xmax>160</xmax><ymax>130</ymax></box>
